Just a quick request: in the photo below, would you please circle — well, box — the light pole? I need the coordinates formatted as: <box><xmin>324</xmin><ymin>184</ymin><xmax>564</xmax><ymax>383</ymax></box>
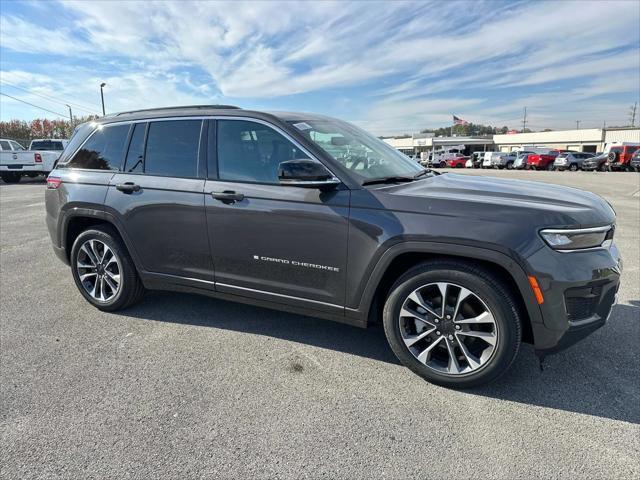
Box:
<box><xmin>100</xmin><ymin>83</ymin><xmax>106</xmax><ymax>116</ymax></box>
<box><xmin>65</xmin><ymin>104</ymin><xmax>73</xmax><ymax>124</ymax></box>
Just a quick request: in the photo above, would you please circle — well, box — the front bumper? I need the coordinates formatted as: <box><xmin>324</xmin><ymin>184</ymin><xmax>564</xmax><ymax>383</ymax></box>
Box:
<box><xmin>526</xmin><ymin>242</ymin><xmax>622</xmax><ymax>354</ymax></box>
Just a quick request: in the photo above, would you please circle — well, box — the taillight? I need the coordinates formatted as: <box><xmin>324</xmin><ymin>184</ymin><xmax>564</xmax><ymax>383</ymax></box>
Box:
<box><xmin>46</xmin><ymin>176</ymin><xmax>62</xmax><ymax>189</ymax></box>
<box><xmin>34</xmin><ymin>153</ymin><xmax>42</xmax><ymax>163</ymax></box>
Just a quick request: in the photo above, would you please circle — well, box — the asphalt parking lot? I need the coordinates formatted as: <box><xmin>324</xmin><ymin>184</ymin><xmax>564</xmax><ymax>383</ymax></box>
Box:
<box><xmin>1</xmin><ymin>171</ymin><xmax>639</xmax><ymax>479</ymax></box>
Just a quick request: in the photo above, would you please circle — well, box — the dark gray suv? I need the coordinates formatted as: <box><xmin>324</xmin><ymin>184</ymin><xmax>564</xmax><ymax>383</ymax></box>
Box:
<box><xmin>45</xmin><ymin>106</ymin><xmax>621</xmax><ymax>388</ymax></box>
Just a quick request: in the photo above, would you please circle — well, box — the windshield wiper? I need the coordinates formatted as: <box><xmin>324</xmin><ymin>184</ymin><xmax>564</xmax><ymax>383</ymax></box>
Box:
<box><xmin>361</xmin><ymin>176</ymin><xmax>415</xmax><ymax>186</ymax></box>
<box><xmin>413</xmin><ymin>169</ymin><xmax>437</xmax><ymax>179</ymax></box>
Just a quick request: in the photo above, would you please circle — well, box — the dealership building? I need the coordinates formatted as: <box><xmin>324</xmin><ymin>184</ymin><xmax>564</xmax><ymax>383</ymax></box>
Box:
<box><xmin>383</xmin><ymin>127</ymin><xmax>639</xmax><ymax>155</ymax></box>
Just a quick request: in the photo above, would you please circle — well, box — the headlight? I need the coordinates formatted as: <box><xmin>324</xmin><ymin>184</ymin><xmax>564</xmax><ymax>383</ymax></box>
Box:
<box><xmin>540</xmin><ymin>225</ymin><xmax>613</xmax><ymax>251</ymax></box>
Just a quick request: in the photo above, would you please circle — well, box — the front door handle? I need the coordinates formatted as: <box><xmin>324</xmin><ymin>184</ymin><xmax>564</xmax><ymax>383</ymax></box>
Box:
<box><xmin>211</xmin><ymin>190</ymin><xmax>244</xmax><ymax>204</ymax></box>
<box><xmin>116</xmin><ymin>182</ymin><xmax>141</xmax><ymax>194</ymax></box>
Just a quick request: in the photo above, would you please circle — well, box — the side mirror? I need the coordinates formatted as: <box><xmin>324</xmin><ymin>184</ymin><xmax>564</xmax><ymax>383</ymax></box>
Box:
<box><xmin>278</xmin><ymin>159</ymin><xmax>340</xmax><ymax>189</ymax></box>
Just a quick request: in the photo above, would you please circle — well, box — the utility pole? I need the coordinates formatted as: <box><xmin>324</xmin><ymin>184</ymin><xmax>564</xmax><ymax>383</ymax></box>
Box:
<box><xmin>576</xmin><ymin>120</ymin><xmax>581</xmax><ymax>130</ymax></box>
<box><xmin>521</xmin><ymin>106</ymin><xmax>527</xmax><ymax>132</ymax></box>
<box><xmin>630</xmin><ymin>102</ymin><xmax>637</xmax><ymax>127</ymax></box>
<box><xmin>100</xmin><ymin>82</ymin><xmax>106</xmax><ymax>116</ymax></box>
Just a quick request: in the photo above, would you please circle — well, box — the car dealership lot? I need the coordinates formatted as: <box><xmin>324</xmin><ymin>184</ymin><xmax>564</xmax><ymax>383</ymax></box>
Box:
<box><xmin>1</xmin><ymin>172</ymin><xmax>639</xmax><ymax>479</ymax></box>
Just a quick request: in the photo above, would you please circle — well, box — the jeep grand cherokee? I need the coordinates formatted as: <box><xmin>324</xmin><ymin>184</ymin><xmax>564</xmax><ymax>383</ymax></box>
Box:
<box><xmin>45</xmin><ymin>106</ymin><xmax>621</xmax><ymax>388</ymax></box>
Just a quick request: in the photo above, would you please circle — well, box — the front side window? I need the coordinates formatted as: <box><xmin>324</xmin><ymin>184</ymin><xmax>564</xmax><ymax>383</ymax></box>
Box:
<box><xmin>289</xmin><ymin>119</ymin><xmax>422</xmax><ymax>182</ymax></box>
<box><xmin>217</xmin><ymin>120</ymin><xmax>309</xmax><ymax>183</ymax></box>
<box><xmin>66</xmin><ymin>124</ymin><xmax>129</xmax><ymax>170</ymax></box>
<box><xmin>144</xmin><ymin>120</ymin><xmax>201</xmax><ymax>178</ymax></box>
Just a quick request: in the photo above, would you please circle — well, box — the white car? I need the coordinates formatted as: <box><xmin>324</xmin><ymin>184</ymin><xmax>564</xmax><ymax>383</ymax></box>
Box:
<box><xmin>0</xmin><ymin>138</ymin><xmax>68</xmax><ymax>183</ymax></box>
<box><xmin>482</xmin><ymin>152</ymin><xmax>501</xmax><ymax>168</ymax></box>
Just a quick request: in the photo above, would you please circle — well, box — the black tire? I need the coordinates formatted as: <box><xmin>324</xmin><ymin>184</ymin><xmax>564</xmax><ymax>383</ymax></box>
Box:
<box><xmin>70</xmin><ymin>225</ymin><xmax>145</xmax><ymax>311</ymax></box>
<box><xmin>1</xmin><ymin>172</ymin><xmax>21</xmax><ymax>184</ymax></box>
<box><xmin>598</xmin><ymin>162</ymin><xmax>608</xmax><ymax>172</ymax></box>
<box><xmin>569</xmin><ymin>163</ymin><xmax>578</xmax><ymax>171</ymax></box>
<box><xmin>383</xmin><ymin>260</ymin><xmax>522</xmax><ymax>388</ymax></box>
<box><xmin>546</xmin><ymin>163</ymin><xmax>554</xmax><ymax>171</ymax></box>
<box><xmin>506</xmin><ymin>161</ymin><xmax>514</xmax><ymax>170</ymax></box>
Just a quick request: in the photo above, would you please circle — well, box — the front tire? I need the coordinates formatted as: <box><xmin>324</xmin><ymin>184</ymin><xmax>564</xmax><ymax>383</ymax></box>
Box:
<box><xmin>70</xmin><ymin>225</ymin><xmax>145</xmax><ymax>311</ymax></box>
<box><xmin>383</xmin><ymin>260</ymin><xmax>522</xmax><ymax>388</ymax></box>
<box><xmin>569</xmin><ymin>163</ymin><xmax>578</xmax><ymax>172</ymax></box>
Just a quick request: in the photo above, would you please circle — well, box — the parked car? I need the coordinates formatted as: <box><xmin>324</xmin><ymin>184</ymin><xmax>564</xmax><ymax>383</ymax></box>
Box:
<box><xmin>553</xmin><ymin>152</ymin><xmax>595</xmax><ymax>171</ymax></box>
<box><xmin>605</xmin><ymin>144</ymin><xmax>640</xmax><ymax>171</ymax></box>
<box><xmin>527</xmin><ymin>150</ymin><xmax>569</xmax><ymax>170</ymax></box>
<box><xmin>630</xmin><ymin>149</ymin><xmax>640</xmax><ymax>172</ymax></box>
<box><xmin>469</xmin><ymin>152</ymin><xmax>484</xmax><ymax>168</ymax></box>
<box><xmin>582</xmin><ymin>152</ymin><xmax>608</xmax><ymax>171</ymax></box>
<box><xmin>491</xmin><ymin>152</ymin><xmax>518</xmax><ymax>169</ymax></box>
<box><xmin>0</xmin><ymin>139</ymin><xmax>26</xmax><ymax>152</ymax></box>
<box><xmin>481</xmin><ymin>152</ymin><xmax>501</xmax><ymax>168</ymax></box>
<box><xmin>465</xmin><ymin>158</ymin><xmax>473</xmax><ymax>168</ymax></box>
<box><xmin>513</xmin><ymin>151</ymin><xmax>535</xmax><ymax>170</ymax></box>
<box><xmin>45</xmin><ymin>105</ymin><xmax>621</xmax><ymax>388</ymax></box>
<box><xmin>445</xmin><ymin>156</ymin><xmax>468</xmax><ymax>168</ymax></box>
<box><xmin>0</xmin><ymin>137</ymin><xmax>69</xmax><ymax>183</ymax></box>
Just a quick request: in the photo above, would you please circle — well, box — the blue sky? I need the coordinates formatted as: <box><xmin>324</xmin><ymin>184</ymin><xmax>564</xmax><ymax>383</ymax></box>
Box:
<box><xmin>1</xmin><ymin>0</ymin><xmax>638</xmax><ymax>135</ymax></box>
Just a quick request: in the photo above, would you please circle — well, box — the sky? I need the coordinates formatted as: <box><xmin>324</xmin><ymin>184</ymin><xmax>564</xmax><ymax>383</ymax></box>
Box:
<box><xmin>0</xmin><ymin>0</ymin><xmax>639</xmax><ymax>135</ymax></box>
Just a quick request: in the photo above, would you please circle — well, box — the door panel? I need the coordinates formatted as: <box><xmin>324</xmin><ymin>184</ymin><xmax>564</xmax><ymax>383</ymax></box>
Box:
<box><xmin>205</xmin><ymin>180</ymin><xmax>350</xmax><ymax>309</ymax></box>
<box><xmin>106</xmin><ymin>174</ymin><xmax>212</xmax><ymax>282</ymax></box>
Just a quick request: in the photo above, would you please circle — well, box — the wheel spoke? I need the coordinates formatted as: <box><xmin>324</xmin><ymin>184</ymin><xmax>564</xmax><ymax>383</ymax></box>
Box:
<box><xmin>454</xmin><ymin>310</ymin><xmax>495</xmax><ymax>325</ymax></box>
<box><xmin>89</xmin><ymin>240</ymin><xmax>101</xmax><ymax>264</ymax></box>
<box><xmin>101</xmin><ymin>245</ymin><xmax>111</xmax><ymax>263</ymax></box>
<box><xmin>77</xmin><ymin>261</ymin><xmax>95</xmax><ymax>269</ymax></box>
<box><xmin>435</xmin><ymin>282</ymin><xmax>448</xmax><ymax>317</ymax></box>
<box><xmin>105</xmin><ymin>270</ymin><xmax>120</xmax><ymax>284</ymax></box>
<box><xmin>407</xmin><ymin>291</ymin><xmax>439</xmax><ymax>318</ymax></box>
<box><xmin>452</xmin><ymin>287</ymin><xmax>472</xmax><ymax>322</ymax></box>
<box><xmin>104</xmin><ymin>275</ymin><xmax>118</xmax><ymax>293</ymax></box>
<box><xmin>416</xmin><ymin>335</ymin><xmax>444</xmax><ymax>364</ymax></box>
<box><xmin>80</xmin><ymin>272</ymin><xmax>97</xmax><ymax>281</ymax></box>
<box><xmin>80</xmin><ymin>245</ymin><xmax>98</xmax><ymax>266</ymax></box>
<box><xmin>456</xmin><ymin>329</ymin><xmax>497</xmax><ymax>346</ymax></box>
<box><xmin>454</xmin><ymin>335</ymin><xmax>482</xmax><ymax>370</ymax></box>
<box><xmin>400</xmin><ymin>306</ymin><xmax>436</xmax><ymax>327</ymax></box>
<box><xmin>444</xmin><ymin>338</ymin><xmax>462</xmax><ymax>374</ymax></box>
<box><xmin>402</xmin><ymin>327</ymin><xmax>436</xmax><ymax>348</ymax></box>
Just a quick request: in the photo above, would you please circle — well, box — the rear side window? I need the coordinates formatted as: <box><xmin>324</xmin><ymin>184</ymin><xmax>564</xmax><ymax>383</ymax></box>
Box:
<box><xmin>66</xmin><ymin>124</ymin><xmax>129</xmax><ymax>170</ymax></box>
<box><xmin>144</xmin><ymin>120</ymin><xmax>201</xmax><ymax>178</ymax></box>
<box><xmin>124</xmin><ymin>123</ymin><xmax>146</xmax><ymax>173</ymax></box>
<box><xmin>216</xmin><ymin>120</ymin><xmax>309</xmax><ymax>183</ymax></box>
<box><xmin>0</xmin><ymin>140</ymin><xmax>9</xmax><ymax>150</ymax></box>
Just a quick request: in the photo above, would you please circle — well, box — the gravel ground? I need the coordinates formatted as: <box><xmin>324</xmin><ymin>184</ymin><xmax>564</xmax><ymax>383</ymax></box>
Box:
<box><xmin>1</xmin><ymin>170</ymin><xmax>639</xmax><ymax>479</ymax></box>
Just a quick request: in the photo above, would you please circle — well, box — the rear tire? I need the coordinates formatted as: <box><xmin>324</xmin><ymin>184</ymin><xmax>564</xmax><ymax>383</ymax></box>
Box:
<box><xmin>546</xmin><ymin>163</ymin><xmax>554</xmax><ymax>171</ymax></box>
<box><xmin>506</xmin><ymin>162</ymin><xmax>514</xmax><ymax>170</ymax></box>
<box><xmin>569</xmin><ymin>163</ymin><xmax>578</xmax><ymax>171</ymax></box>
<box><xmin>383</xmin><ymin>260</ymin><xmax>522</xmax><ymax>388</ymax></box>
<box><xmin>70</xmin><ymin>225</ymin><xmax>145</xmax><ymax>311</ymax></box>
<box><xmin>1</xmin><ymin>172</ymin><xmax>21</xmax><ymax>184</ymax></box>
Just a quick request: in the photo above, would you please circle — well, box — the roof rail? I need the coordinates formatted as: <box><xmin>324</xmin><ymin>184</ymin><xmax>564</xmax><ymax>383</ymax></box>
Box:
<box><xmin>115</xmin><ymin>105</ymin><xmax>241</xmax><ymax>116</ymax></box>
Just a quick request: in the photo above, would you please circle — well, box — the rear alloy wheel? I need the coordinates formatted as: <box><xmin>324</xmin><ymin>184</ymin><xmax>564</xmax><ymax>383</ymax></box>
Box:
<box><xmin>71</xmin><ymin>226</ymin><xmax>145</xmax><ymax>311</ymax></box>
<box><xmin>506</xmin><ymin>162</ymin><xmax>514</xmax><ymax>170</ymax></box>
<box><xmin>569</xmin><ymin>163</ymin><xmax>578</xmax><ymax>171</ymax></box>
<box><xmin>383</xmin><ymin>261</ymin><xmax>521</xmax><ymax>388</ymax></box>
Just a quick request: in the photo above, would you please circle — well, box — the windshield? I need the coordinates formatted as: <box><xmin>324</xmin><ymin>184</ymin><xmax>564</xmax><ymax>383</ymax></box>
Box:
<box><xmin>30</xmin><ymin>140</ymin><xmax>64</xmax><ymax>151</ymax></box>
<box><xmin>288</xmin><ymin>119</ymin><xmax>422</xmax><ymax>182</ymax></box>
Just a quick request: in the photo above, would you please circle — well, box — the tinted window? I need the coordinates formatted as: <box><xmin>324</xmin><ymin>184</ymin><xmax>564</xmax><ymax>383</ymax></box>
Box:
<box><xmin>124</xmin><ymin>123</ymin><xmax>146</xmax><ymax>173</ymax></box>
<box><xmin>66</xmin><ymin>124</ymin><xmax>129</xmax><ymax>170</ymax></box>
<box><xmin>144</xmin><ymin>120</ymin><xmax>201</xmax><ymax>178</ymax></box>
<box><xmin>0</xmin><ymin>141</ymin><xmax>10</xmax><ymax>150</ymax></box>
<box><xmin>30</xmin><ymin>140</ymin><xmax>65</xmax><ymax>151</ymax></box>
<box><xmin>10</xmin><ymin>141</ymin><xmax>24</xmax><ymax>150</ymax></box>
<box><xmin>217</xmin><ymin>120</ymin><xmax>309</xmax><ymax>183</ymax></box>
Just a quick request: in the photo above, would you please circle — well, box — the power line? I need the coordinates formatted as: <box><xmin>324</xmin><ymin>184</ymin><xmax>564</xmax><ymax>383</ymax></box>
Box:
<box><xmin>0</xmin><ymin>92</ymin><xmax>68</xmax><ymax>118</ymax></box>
<box><xmin>0</xmin><ymin>80</ymin><xmax>100</xmax><ymax>115</ymax></box>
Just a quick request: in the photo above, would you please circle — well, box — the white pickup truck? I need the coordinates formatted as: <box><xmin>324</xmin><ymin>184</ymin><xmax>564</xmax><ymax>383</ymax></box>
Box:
<box><xmin>0</xmin><ymin>138</ymin><xmax>68</xmax><ymax>183</ymax></box>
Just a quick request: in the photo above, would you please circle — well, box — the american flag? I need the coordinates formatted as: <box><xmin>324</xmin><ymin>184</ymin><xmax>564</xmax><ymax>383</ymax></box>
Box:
<box><xmin>453</xmin><ymin>115</ymin><xmax>469</xmax><ymax>126</ymax></box>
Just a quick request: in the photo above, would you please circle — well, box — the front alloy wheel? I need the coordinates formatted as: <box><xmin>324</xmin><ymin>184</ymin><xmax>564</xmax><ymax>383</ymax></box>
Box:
<box><xmin>399</xmin><ymin>283</ymin><xmax>498</xmax><ymax>375</ymax></box>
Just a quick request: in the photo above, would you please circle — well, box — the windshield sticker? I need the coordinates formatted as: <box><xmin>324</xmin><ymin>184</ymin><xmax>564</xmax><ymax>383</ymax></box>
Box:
<box><xmin>293</xmin><ymin>122</ymin><xmax>312</xmax><ymax>131</ymax></box>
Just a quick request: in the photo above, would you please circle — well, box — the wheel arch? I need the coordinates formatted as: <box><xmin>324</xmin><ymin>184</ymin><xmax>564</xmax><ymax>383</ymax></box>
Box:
<box><xmin>352</xmin><ymin>242</ymin><xmax>542</xmax><ymax>345</ymax></box>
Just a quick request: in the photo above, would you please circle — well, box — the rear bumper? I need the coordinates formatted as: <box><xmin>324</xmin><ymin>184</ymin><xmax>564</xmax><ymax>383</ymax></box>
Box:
<box><xmin>0</xmin><ymin>164</ymin><xmax>43</xmax><ymax>172</ymax></box>
<box><xmin>526</xmin><ymin>242</ymin><xmax>622</xmax><ymax>354</ymax></box>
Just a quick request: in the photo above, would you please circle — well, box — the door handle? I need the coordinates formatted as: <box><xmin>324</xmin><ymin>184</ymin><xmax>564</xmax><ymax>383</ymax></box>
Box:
<box><xmin>116</xmin><ymin>182</ymin><xmax>141</xmax><ymax>194</ymax></box>
<box><xmin>211</xmin><ymin>190</ymin><xmax>245</xmax><ymax>204</ymax></box>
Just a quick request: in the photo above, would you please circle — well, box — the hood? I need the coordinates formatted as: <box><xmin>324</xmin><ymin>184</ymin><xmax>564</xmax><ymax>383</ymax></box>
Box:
<box><xmin>366</xmin><ymin>173</ymin><xmax>615</xmax><ymax>229</ymax></box>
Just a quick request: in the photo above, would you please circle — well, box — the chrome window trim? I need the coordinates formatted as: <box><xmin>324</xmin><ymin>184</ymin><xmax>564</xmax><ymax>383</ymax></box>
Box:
<box><xmin>60</xmin><ymin>115</ymin><xmax>341</xmax><ymax>182</ymax></box>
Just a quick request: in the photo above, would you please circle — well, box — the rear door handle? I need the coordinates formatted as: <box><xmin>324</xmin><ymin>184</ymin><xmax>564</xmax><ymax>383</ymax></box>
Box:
<box><xmin>116</xmin><ymin>182</ymin><xmax>141</xmax><ymax>194</ymax></box>
<box><xmin>211</xmin><ymin>190</ymin><xmax>244</xmax><ymax>204</ymax></box>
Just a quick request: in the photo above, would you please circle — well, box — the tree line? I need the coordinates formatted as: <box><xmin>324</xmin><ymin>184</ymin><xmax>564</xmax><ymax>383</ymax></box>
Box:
<box><xmin>0</xmin><ymin>116</ymin><xmax>98</xmax><ymax>146</ymax></box>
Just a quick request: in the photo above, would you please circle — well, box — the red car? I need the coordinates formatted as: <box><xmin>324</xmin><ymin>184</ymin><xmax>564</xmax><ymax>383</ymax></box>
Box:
<box><xmin>445</xmin><ymin>156</ymin><xmax>468</xmax><ymax>168</ymax></box>
<box><xmin>527</xmin><ymin>150</ymin><xmax>571</xmax><ymax>170</ymax></box>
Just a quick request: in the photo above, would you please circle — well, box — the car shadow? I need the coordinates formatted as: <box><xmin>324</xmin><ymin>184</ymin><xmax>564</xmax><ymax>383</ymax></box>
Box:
<box><xmin>122</xmin><ymin>292</ymin><xmax>639</xmax><ymax>424</ymax></box>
